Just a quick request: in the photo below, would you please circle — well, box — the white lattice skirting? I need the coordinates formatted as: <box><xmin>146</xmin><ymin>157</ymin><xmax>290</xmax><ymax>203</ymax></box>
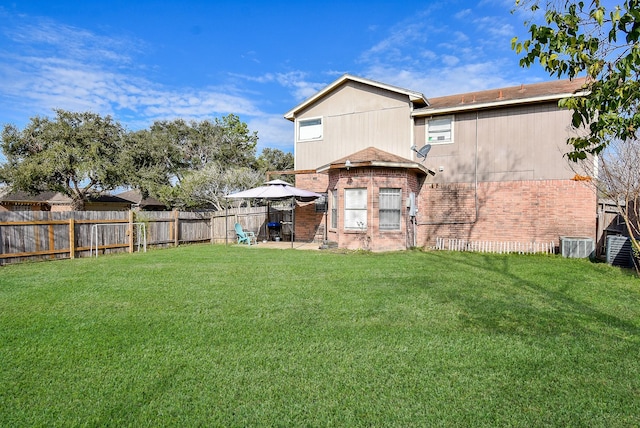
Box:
<box><xmin>435</xmin><ymin>237</ymin><xmax>556</xmax><ymax>255</ymax></box>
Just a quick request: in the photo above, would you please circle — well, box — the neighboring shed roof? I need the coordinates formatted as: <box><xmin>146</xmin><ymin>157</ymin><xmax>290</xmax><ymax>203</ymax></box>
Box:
<box><xmin>284</xmin><ymin>74</ymin><xmax>428</xmax><ymax>120</ymax></box>
<box><xmin>317</xmin><ymin>147</ymin><xmax>435</xmax><ymax>176</ymax></box>
<box><xmin>0</xmin><ymin>190</ymin><xmax>58</xmax><ymax>203</ymax></box>
<box><xmin>414</xmin><ymin>77</ymin><xmax>588</xmax><ymax>116</ymax></box>
<box><xmin>117</xmin><ymin>190</ymin><xmax>166</xmax><ymax>209</ymax></box>
<box><xmin>47</xmin><ymin>193</ymin><xmax>131</xmax><ymax>205</ymax></box>
<box><xmin>0</xmin><ymin>190</ymin><xmax>133</xmax><ymax>209</ymax></box>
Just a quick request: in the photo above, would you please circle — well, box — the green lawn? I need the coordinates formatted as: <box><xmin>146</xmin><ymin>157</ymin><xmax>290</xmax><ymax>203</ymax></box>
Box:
<box><xmin>1</xmin><ymin>245</ymin><xmax>639</xmax><ymax>427</ymax></box>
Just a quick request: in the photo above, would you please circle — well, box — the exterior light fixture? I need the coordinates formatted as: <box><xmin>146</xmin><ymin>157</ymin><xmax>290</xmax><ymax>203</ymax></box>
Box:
<box><xmin>345</xmin><ymin>160</ymin><xmax>352</xmax><ymax>170</ymax></box>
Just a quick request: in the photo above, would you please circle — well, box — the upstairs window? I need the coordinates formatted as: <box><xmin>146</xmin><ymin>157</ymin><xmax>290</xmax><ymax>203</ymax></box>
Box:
<box><xmin>426</xmin><ymin>116</ymin><xmax>453</xmax><ymax>144</ymax></box>
<box><xmin>298</xmin><ymin>117</ymin><xmax>323</xmax><ymax>141</ymax></box>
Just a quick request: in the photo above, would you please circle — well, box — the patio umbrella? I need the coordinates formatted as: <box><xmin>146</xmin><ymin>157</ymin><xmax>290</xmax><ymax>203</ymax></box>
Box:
<box><xmin>226</xmin><ymin>179</ymin><xmax>322</xmax><ymax>247</ymax></box>
<box><xmin>226</xmin><ymin>179</ymin><xmax>321</xmax><ymax>201</ymax></box>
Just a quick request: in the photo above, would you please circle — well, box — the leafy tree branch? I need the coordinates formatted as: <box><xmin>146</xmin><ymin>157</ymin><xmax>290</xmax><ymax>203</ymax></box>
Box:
<box><xmin>512</xmin><ymin>0</ymin><xmax>640</xmax><ymax>160</ymax></box>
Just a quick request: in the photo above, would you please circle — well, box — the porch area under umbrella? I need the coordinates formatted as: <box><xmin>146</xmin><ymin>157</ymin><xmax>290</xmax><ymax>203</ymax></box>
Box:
<box><xmin>226</xmin><ymin>179</ymin><xmax>322</xmax><ymax>248</ymax></box>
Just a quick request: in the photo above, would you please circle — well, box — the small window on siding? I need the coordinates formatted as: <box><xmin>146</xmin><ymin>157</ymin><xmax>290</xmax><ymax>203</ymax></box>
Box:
<box><xmin>344</xmin><ymin>188</ymin><xmax>367</xmax><ymax>230</ymax></box>
<box><xmin>427</xmin><ymin>115</ymin><xmax>453</xmax><ymax>144</ymax></box>
<box><xmin>379</xmin><ymin>188</ymin><xmax>402</xmax><ymax>230</ymax></box>
<box><xmin>331</xmin><ymin>191</ymin><xmax>338</xmax><ymax>229</ymax></box>
<box><xmin>298</xmin><ymin>117</ymin><xmax>323</xmax><ymax>141</ymax></box>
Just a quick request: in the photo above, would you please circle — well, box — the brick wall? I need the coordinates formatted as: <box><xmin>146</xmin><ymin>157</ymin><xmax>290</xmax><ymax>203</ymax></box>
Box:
<box><xmin>294</xmin><ymin>173</ymin><xmax>329</xmax><ymax>241</ymax></box>
<box><xmin>323</xmin><ymin>168</ymin><xmax>422</xmax><ymax>251</ymax></box>
<box><xmin>417</xmin><ymin>179</ymin><xmax>597</xmax><ymax>247</ymax></box>
<box><xmin>295</xmin><ymin>203</ymin><xmax>326</xmax><ymax>242</ymax></box>
<box><xmin>295</xmin><ymin>173</ymin><xmax>329</xmax><ymax>194</ymax></box>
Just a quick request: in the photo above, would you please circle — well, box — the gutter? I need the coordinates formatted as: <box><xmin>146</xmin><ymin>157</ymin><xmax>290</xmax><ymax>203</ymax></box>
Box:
<box><xmin>413</xmin><ymin>91</ymin><xmax>587</xmax><ymax>117</ymax></box>
<box><xmin>316</xmin><ymin>161</ymin><xmax>435</xmax><ymax>176</ymax></box>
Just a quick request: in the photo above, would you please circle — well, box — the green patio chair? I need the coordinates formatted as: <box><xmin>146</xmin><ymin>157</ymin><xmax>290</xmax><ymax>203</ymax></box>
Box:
<box><xmin>235</xmin><ymin>223</ymin><xmax>256</xmax><ymax>245</ymax></box>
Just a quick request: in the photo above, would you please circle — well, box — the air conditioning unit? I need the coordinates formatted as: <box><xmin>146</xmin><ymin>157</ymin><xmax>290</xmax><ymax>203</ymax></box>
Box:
<box><xmin>606</xmin><ymin>235</ymin><xmax>634</xmax><ymax>267</ymax></box>
<box><xmin>560</xmin><ymin>236</ymin><xmax>594</xmax><ymax>258</ymax></box>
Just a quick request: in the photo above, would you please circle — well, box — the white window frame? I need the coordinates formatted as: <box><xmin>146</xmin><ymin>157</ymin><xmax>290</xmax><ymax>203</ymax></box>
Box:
<box><xmin>344</xmin><ymin>188</ymin><xmax>367</xmax><ymax>230</ymax></box>
<box><xmin>426</xmin><ymin>115</ymin><xmax>454</xmax><ymax>144</ymax></box>
<box><xmin>331</xmin><ymin>190</ymin><xmax>338</xmax><ymax>229</ymax></box>
<box><xmin>379</xmin><ymin>188</ymin><xmax>402</xmax><ymax>231</ymax></box>
<box><xmin>297</xmin><ymin>116</ymin><xmax>323</xmax><ymax>142</ymax></box>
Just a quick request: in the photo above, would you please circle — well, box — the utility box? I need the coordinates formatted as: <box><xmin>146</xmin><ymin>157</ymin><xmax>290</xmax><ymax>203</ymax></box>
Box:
<box><xmin>560</xmin><ymin>237</ymin><xmax>595</xmax><ymax>258</ymax></box>
<box><xmin>606</xmin><ymin>235</ymin><xmax>634</xmax><ymax>268</ymax></box>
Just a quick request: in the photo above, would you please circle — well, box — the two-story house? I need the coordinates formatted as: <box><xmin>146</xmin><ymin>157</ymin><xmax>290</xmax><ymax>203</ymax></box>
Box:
<box><xmin>285</xmin><ymin>74</ymin><xmax>595</xmax><ymax>251</ymax></box>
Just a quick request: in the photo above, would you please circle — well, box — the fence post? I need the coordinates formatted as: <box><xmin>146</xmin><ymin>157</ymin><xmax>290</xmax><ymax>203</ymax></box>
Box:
<box><xmin>48</xmin><ymin>219</ymin><xmax>55</xmax><ymax>260</ymax></box>
<box><xmin>210</xmin><ymin>215</ymin><xmax>215</xmax><ymax>244</ymax></box>
<box><xmin>128</xmin><ymin>210</ymin><xmax>134</xmax><ymax>254</ymax></box>
<box><xmin>174</xmin><ymin>209</ymin><xmax>179</xmax><ymax>247</ymax></box>
<box><xmin>69</xmin><ymin>218</ymin><xmax>75</xmax><ymax>259</ymax></box>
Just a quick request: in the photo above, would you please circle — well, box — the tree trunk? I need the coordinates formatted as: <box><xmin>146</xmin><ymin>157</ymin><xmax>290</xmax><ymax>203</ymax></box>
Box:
<box><xmin>71</xmin><ymin>197</ymin><xmax>86</xmax><ymax>211</ymax></box>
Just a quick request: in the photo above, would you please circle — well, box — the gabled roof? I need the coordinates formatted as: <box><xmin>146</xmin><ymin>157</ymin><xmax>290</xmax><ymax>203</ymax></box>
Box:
<box><xmin>284</xmin><ymin>74</ymin><xmax>428</xmax><ymax>120</ymax></box>
<box><xmin>0</xmin><ymin>190</ymin><xmax>132</xmax><ymax>208</ymax></box>
<box><xmin>47</xmin><ymin>193</ymin><xmax>132</xmax><ymax>205</ymax></box>
<box><xmin>414</xmin><ymin>77</ymin><xmax>588</xmax><ymax>116</ymax></box>
<box><xmin>117</xmin><ymin>190</ymin><xmax>166</xmax><ymax>208</ymax></box>
<box><xmin>0</xmin><ymin>190</ymin><xmax>58</xmax><ymax>203</ymax></box>
<box><xmin>317</xmin><ymin>147</ymin><xmax>435</xmax><ymax>176</ymax></box>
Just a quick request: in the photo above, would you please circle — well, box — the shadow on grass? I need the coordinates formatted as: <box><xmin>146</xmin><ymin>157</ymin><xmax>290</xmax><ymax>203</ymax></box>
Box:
<box><xmin>424</xmin><ymin>251</ymin><xmax>640</xmax><ymax>341</ymax></box>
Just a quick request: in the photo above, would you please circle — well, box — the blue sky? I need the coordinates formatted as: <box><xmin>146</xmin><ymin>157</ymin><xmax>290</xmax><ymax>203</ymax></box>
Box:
<box><xmin>0</xmin><ymin>0</ymin><xmax>550</xmax><ymax>154</ymax></box>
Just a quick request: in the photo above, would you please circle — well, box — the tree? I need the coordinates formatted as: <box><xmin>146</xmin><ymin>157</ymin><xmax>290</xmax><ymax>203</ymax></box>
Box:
<box><xmin>147</xmin><ymin>114</ymin><xmax>258</xmax><ymax>176</ymax></box>
<box><xmin>148</xmin><ymin>115</ymin><xmax>260</xmax><ymax>208</ymax></box>
<box><xmin>600</xmin><ymin>139</ymin><xmax>640</xmax><ymax>270</ymax></box>
<box><xmin>256</xmin><ymin>148</ymin><xmax>294</xmax><ymax>182</ymax></box>
<box><xmin>123</xmin><ymin>128</ymin><xmax>189</xmax><ymax>198</ymax></box>
<box><xmin>1</xmin><ymin>110</ymin><xmax>131</xmax><ymax>210</ymax></box>
<box><xmin>512</xmin><ymin>0</ymin><xmax>640</xmax><ymax>160</ymax></box>
<box><xmin>1</xmin><ymin>110</ymin><xmax>263</xmax><ymax>211</ymax></box>
<box><xmin>576</xmin><ymin>138</ymin><xmax>640</xmax><ymax>270</ymax></box>
<box><xmin>168</xmin><ymin>163</ymin><xmax>263</xmax><ymax>210</ymax></box>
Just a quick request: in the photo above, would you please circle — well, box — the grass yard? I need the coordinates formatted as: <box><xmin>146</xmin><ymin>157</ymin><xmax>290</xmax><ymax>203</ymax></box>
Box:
<box><xmin>1</xmin><ymin>245</ymin><xmax>639</xmax><ymax>427</ymax></box>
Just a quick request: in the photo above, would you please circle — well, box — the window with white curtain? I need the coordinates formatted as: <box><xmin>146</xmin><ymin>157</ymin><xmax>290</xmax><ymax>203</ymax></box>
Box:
<box><xmin>297</xmin><ymin>117</ymin><xmax>323</xmax><ymax>141</ymax></box>
<box><xmin>344</xmin><ymin>188</ymin><xmax>367</xmax><ymax>230</ymax></box>
<box><xmin>426</xmin><ymin>115</ymin><xmax>453</xmax><ymax>144</ymax></box>
<box><xmin>379</xmin><ymin>188</ymin><xmax>402</xmax><ymax>230</ymax></box>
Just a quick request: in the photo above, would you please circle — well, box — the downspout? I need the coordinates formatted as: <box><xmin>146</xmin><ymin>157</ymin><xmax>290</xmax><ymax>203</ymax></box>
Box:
<box><xmin>474</xmin><ymin>110</ymin><xmax>479</xmax><ymax>220</ymax></box>
<box><xmin>291</xmin><ymin>197</ymin><xmax>294</xmax><ymax>249</ymax></box>
<box><xmin>410</xmin><ymin>101</ymin><xmax>417</xmax><ymax>248</ymax></box>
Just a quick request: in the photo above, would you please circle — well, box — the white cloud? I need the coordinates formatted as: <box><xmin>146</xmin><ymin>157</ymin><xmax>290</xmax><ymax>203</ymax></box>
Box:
<box><xmin>248</xmin><ymin>114</ymin><xmax>294</xmax><ymax>153</ymax></box>
<box><xmin>474</xmin><ymin>16</ymin><xmax>515</xmax><ymax>38</ymax></box>
<box><xmin>441</xmin><ymin>55</ymin><xmax>460</xmax><ymax>67</ymax></box>
<box><xmin>0</xmin><ymin>14</ymin><xmax>268</xmax><ymax>132</ymax></box>
<box><xmin>273</xmin><ymin>71</ymin><xmax>326</xmax><ymax>101</ymax></box>
<box><xmin>350</xmin><ymin>3</ymin><xmax>549</xmax><ymax>99</ymax></box>
<box><xmin>455</xmin><ymin>9</ymin><xmax>473</xmax><ymax>19</ymax></box>
<box><xmin>364</xmin><ymin>62</ymin><xmax>516</xmax><ymax>98</ymax></box>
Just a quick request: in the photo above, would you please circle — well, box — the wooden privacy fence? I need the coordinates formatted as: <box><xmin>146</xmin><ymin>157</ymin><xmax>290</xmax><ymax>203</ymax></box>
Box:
<box><xmin>0</xmin><ymin>206</ymin><xmax>280</xmax><ymax>265</ymax></box>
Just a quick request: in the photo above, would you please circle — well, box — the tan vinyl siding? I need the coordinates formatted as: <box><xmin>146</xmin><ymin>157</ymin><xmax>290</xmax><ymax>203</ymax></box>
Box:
<box><xmin>295</xmin><ymin>81</ymin><xmax>412</xmax><ymax>170</ymax></box>
<box><xmin>417</xmin><ymin>102</ymin><xmax>577</xmax><ymax>183</ymax></box>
